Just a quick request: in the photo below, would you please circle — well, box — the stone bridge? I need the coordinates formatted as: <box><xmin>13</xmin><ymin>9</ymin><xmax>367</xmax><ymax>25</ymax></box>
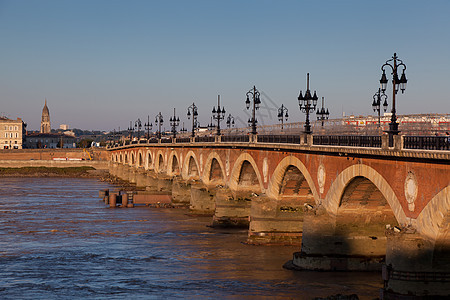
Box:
<box><xmin>107</xmin><ymin>134</ymin><xmax>449</xmax><ymax>297</ymax></box>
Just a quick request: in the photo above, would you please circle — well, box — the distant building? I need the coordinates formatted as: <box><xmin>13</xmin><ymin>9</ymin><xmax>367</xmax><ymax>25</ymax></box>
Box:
<box><xmin>0</xmin><ymin>117</ymin><xmax>26</xmax><ymax>149</ymax></box>
<box><xmin>26</xmin><ymin>132</ymin><xmax>76</xmax><ymax>149</ymax></box>
<box><xmin>60</xmin><ymin>124</ymin><xmax>69</xmax><ymax>130</ymax></box>
<box><xmin>40</xmin><ymin>99</ymin><xmax>51</xmax><ymax>133</ymax></box>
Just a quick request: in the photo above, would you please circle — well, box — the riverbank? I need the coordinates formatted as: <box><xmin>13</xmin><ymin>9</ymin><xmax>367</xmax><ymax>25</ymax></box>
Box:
<box><xmin>0</xmin><ymin>166</ymin><xmax>106</xmax><ymax>178</ymax></box>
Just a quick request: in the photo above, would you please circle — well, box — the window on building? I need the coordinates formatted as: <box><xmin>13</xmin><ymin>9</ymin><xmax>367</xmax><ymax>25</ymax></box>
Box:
<box><xmin>15</xmin><ymin>132</ymin><xmax>18</xmax><ymax>138</ymax></box>
<box><xmin>9</xmin><ymin>126</ymin><xmax>12</xmax><ymax>130</ymax></box>
<box><xmin>14</xmin><ymin>126</ymin><xmax>18</xmax><ymax>131</ymax></box>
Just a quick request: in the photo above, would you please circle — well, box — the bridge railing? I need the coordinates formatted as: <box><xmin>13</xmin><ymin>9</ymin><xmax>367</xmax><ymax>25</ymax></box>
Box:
<box><xmin>403</xmin><ymin>136</ymin><xmax>450</xmax><ymax>150</ymax></box>
<box><xmin>108</xmin><ymin>134</ymin><xmax>450</xmax><ymax>152</ymax></box>
<box><xmin>161</xmin><ymin>137</ymin><xmax>173</xmax><ymax>144</ymax></box>
<box><xmin>221</xmin><ymin>135</ymin><xmax>250</xmax><ymax>143</ymax></box>
<box><xmin>195</xmin><ymin>136</ymin><xmax>215</xmax><ymax>143</ymax></box>
<box><xmin>257</xmin><ymin>135</ymin><xmax>301</xmax><ymax>144</ymax></box>
<box><xmin>175</xmin><ymin>137</ymin><xmax>191</xmax><ymax>143</ymax></box>
<box><xmin>313</xmin><ymin>135</ymin><xmax>382</xmax><ymax>148</ymax></box>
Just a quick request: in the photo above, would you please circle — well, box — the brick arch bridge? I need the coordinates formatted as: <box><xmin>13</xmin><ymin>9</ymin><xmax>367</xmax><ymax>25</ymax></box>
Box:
<box><xmin>108</xmin><ymin>137</ymin><xmax>449</xmax><ymax>296</ymax></box>
<box><xmin>110</xmin><ymin>141</ymin><xmax>448</xmax><ymax>240</ymax></box>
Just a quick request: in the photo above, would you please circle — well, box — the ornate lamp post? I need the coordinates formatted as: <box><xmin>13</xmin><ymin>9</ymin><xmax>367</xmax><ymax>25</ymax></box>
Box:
<box><xmin>144</xmin><ymin>115</ymin><xmax>152</xmax><ymax>139</ymax></box>
<box><xmin>127</xmin><ymin>121</ymin><xmax>134</xmax><ymax>140</ymax></box>
<box><xmin>245</xmin><ymin>85</ymin><xmax>261</xmax><ymax>135</ymax></box>
<box><xmin>134</xmin><ymin>118</ymin><xmax>142</xmax><ymax>140</ymax></box>
<box><xmin>277</xmin><ymin>104</ymin><xmax>289</xmax><ymax>130</ymax></box>
<box><xmin>187</xmin><ymin>102</ymin><xmax>198</xmax><ymax>137</ymax></box>
<box><xmin>207</xmin><ymin>117</ymin><xmax>214</xmax><ymax>132</ymax></box>
<box><xmin>169</xmin><ymin>108</ymin><xmax>180</xmax><ymax>139</ymax></box>
<box><xmin>226</xmin><ymin>114</ymin><xmax>235</xmax><ymax>128</ymax></box>
<box><xmin>380</xmin><ymin>53</ymin><xmax>407</xmax><ymax>144</ymax></box>
<box><xmin>316</xmin><ymin>97</ymin><xmax>330</xmax><ymax>126</ymax></box>
<box><xmin>212</xmin><ymin>95</ymin><xmax>226</xmax><ymax>136</ymax></box>
<box><xmin>372</xmin><ymin>88</ymin><xmax>388</xmax><ymax>127</ymax></box>
<box><xmin>298</xmin><ymin>73</ymin><xmax>318</xmax><ymax>134</ymax></box>
<box><xmin>155</xmin><ymin>112</ymin><xmax>163</xmax><ymax>139</ymax></box>
<box><xmin>180</xmin><ymin>122</ymin><xmax>187</xmax><ymax>134</ymax></box>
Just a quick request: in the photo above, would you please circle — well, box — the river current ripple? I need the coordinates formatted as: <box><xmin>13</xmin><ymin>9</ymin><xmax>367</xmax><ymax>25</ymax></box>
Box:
<box><xmin>0</xmin><ymin>177</ymin><xmax>381</xmax><ymax>299</ymax></box>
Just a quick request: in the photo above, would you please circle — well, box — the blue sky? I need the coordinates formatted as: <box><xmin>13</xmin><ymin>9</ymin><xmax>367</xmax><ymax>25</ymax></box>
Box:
<box><xmin>1</xmin><ymin>0</ymin><xmax>449</xmax><ymax>131</ymax></box>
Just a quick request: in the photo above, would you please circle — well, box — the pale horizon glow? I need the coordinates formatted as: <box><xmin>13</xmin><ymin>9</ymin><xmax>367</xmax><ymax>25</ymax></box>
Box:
<box><xmin>1</xmin><ymin>0</ymin><xmax>449</xmax><ymax>131</ymax></box>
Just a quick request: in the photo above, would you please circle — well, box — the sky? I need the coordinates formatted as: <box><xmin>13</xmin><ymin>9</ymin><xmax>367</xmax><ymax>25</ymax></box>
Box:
<box><xmin>1</xmin><ymin>0</ymin><xmax>449</xmax><ymax>131</ymax></box>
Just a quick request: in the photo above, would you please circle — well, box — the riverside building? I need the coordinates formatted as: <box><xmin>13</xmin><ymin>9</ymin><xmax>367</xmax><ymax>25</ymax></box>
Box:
<box><xmin>0</xmin><ymin>117</ymin><xmax>26</xmax><ymax>149</ymax></box>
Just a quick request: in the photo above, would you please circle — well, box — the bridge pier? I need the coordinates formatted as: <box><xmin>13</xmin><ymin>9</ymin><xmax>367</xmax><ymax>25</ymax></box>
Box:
<box><xmin>189</xmin><ymin>183</ymin><xmax>215</xmax><ymax>215</ymax></box>
<box><xmin>112</xmin><ymin>163</ymin><xmax>126</xmax><ymax>181</ymax></box>
<box><xmin>143</xmin><ymin>171</ymin><xmax>159</xmax><ymax>191</ymax></box>
<box><xmin>156</xmin><ymin>174</ymin><xmax>173</xmax><ymax>192</ymax></box>
<box><xmin>211</xmin><ymin>188</ymin><xmax>252</xmax><ymax>228</ymax></box>
<box><xmin>109</xmin><ymin>162</ymin><xmax>118</xmax><ymax>178</ymax></box>
<box><xmin>381</xmin><ymin>230</ymin><xmax>450</xmax><ymax>298</ymax></box>
<box><xmin>128</xmin><ymin>167</ymin><xmax>138</xmax><ymax>184</ymax></box>
<box><xmin>247</xmin><ymin>195</ymin><xmax>305</xmax><ymax>245</ymax></box>
<box><xmin>291</xmin><ymin>207</ymin><xmax>385</xmax><ymax>271</ymax></box>
<box><xmin>134</xmin><ymin>169</ymin><xmax>148</xmax><ymax>188</ymax></box>
<box><xmin>171</xmin><ymin>177</ymin><xmax>192</xmax><ymax>207</ymax></box>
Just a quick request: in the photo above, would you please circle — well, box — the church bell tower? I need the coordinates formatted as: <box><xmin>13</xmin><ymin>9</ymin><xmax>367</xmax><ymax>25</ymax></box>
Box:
<box><xmin>40</xmin><ymin>99</ymin><xmax>51</xmax><ymax>134</ymax></box>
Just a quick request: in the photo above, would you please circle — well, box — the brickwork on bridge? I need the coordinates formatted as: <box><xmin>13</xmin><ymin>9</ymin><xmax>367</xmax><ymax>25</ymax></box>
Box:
<box><xmin>109</xmin><ymin>142</ymin><xmax>449</xmax><ymax>240</ymax></box>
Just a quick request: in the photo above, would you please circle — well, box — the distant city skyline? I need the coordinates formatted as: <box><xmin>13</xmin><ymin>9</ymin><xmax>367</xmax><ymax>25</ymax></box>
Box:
<box><xmin>1</xmin><ymin>0</ymin><xmax>449</xmax><ymax>131</ymax></box>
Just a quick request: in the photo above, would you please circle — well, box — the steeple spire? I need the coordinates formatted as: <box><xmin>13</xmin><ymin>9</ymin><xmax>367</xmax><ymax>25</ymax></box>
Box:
<box><xmin>40</xmin><ymin>98</ymin><xmax>51</xmax><ymax>133</ymax></box>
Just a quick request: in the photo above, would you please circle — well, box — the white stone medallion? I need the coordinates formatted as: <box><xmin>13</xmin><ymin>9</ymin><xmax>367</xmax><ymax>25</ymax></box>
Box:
<box><xmin>404</xmin><ymin>171</ymin><xmax>418</xmax><ymax>212</ymax></box>
<box><xmin>317</xmin><ymin>163</ymin><xmax>326</xmax><ymax>194</ymax></box>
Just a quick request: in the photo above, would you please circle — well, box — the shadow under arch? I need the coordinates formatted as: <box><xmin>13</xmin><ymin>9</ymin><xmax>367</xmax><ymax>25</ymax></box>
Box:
<box><xmin>323</xmin><ymin>164</ymin><xmax>407</xmax><ymax>226</ymax></box>
<box><xmin>145</xmin><ymin>150</ymin><xmax>154</xmax><ymax>170</ymax></box>
<box><xmin>202</xmin><ymin>152</ymin><xmax>226</xmax><ymax>186</ymax></box>
<box><xmin>167</xmin><ymin>150</ymin><xmax>181</xmax><ymax>176</ymax></box>
<box><xmin>137</xmin><ymin>151</ymin><xmax>144</xmax><ymax>168</ymax></box>
<box><xmin>130</xmin><ymin>151</ymin><xmax>136</xmax><ymax>166</ymax></box>
<box><xmin>155</xmin><ymin>150</ymin><xmax>166</xmax><ymax>174</ymax></box>
<box><xmin>228</xmin><ymin>152</ymin><xmax>263</xmax><ymax>193</ymax></box>
<box><xmin>266</xmin><ymin>156</ymin><xmax>319</xmax><ymax>204</ymax></box>
<box><xmin>182</xmin><ymin>151</ymin><xmax>200</xmax><ymax>180</ymax></box>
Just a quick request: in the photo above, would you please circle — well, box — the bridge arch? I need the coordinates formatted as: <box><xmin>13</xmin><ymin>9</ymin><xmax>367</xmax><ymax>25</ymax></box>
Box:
<box><xmin>415</xmin><ymin>185</ymin><xmax>450</xmax><ymax>240</ymax></box>
<box><xmin>167</xmin><ymin>151</ymin><xmax>181</xmax><ymax>176</ymax></box>
<box><xmin>137</xmin><ymin>151</ymin><xmax>144</xmax><ymax>168</ymax></box>
<box><xmin>155</xmin><ymin>150</ymin><xmax>166</xmax><ymax>173</ymax></box>
<box><xmin>324</xmin><ymin>164</ymin><xmax>407</xmax><ymax>226</ymax></box>
<box><xmin>266</xmin><ymin>156</ymin><xmax>319</xmax><ymax>204</ymax></box>
<box><xmin>228</xmin><ymin>152</ymin><xmax>263</xmax><ymax>193</ymax></box>
<box><xmin>145</xmin><ymin>150</ymin><xmax>154</xmax><ymax>170</ymax></box>
<box><xmin>182</xmin><ymin>151</ymin><xmax>200</xmax><ymax>180</ymax></box>
<box><xmin>130</xmin><ymin>152</ymin><xmax>136</xmax><ymax>166</ymax></box>
<box><xmin>124</xmin><ymin>153</ymin><xmax>129</xmax><ymax>165</ymax></box>
<box><xmin>202</xmin><ymin>152</ymin><xmax>226</xmax><ymax>186</ymax></box>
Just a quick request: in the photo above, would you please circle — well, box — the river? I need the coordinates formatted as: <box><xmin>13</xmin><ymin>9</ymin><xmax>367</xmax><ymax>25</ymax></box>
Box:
<box><xmin>0</xmin><ymin>177</ymin><xmax>382</xmax><ymax>299</ymax></box>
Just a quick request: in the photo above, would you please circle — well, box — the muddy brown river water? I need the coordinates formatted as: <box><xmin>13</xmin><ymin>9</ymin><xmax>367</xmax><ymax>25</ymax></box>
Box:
<box><xmin>0</xmin><ymin>177</ymin><xmax>382</xmax><ymax>299</ymax></box>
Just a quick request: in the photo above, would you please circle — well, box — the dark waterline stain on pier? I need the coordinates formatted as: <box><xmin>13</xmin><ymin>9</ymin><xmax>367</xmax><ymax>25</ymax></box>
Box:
<box><xmin>0</xmin><ymin>177</ymin><xmax>381</xmax><ymax>299</ymax></box>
